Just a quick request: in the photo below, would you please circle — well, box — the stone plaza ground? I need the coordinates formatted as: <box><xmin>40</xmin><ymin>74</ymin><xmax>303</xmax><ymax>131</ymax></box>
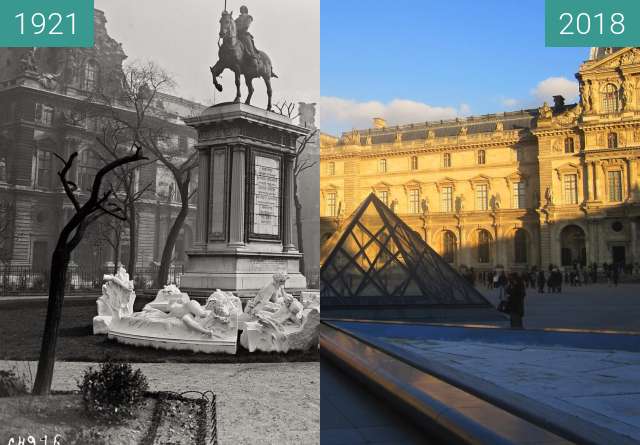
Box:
<box><xmin>480</xmin><ymin>283</ymin><xmax>640</xmax><ymax>332</ymax></box>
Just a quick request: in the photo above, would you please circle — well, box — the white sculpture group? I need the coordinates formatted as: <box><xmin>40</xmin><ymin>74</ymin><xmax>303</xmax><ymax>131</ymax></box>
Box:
<box><xmin>94</xmin><ymin>268</ymin><xmax>320</xmax><ymax>354</ymax></box>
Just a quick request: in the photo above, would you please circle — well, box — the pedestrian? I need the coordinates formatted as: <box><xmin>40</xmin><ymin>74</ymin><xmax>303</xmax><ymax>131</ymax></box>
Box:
<box><xmin>612</xmin><ymin>263</ymin><xmax>620</xmax><ymax>287</ymax></box>
<box><xmin>506</xmin><ymin>272</ymin><xmax>525</xmax><ymax>329</ymax></box>
<box><xmin>537</xmin><ymin>269</ymin><xmax>546</xmax><ymax>293</ymax></box>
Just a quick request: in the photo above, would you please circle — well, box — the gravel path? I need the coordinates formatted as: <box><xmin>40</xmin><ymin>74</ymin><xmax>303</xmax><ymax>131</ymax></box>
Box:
<box><xmin>0</xmin><ymin>360</ymin><xmax>319</xmax><ymax>445</ymax></box>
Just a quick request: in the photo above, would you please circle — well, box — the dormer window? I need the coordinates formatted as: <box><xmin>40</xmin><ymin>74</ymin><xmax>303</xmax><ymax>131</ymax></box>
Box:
<box><xmin>84</xmin><ymin>60</ymin><xmax>99</xmax><ymax>91</ymax></box>
<box><xmin>443</xmin><ymin>153</ymin><xmax>451</xmax><ymax>168</ymax></box>
<box><xmin>564</xmin><ymin>137</ymin><xmax>575</xmax><ymax>153</ymax></box>
<box><xmin>601</xmin><ymin>84</ymin><xmax>620</xmax><ymax>113</ymax></box>
<box><xmin>477</xmin><ymin>150</ymin><xmax>486</xmax><ymax>165</ymax></box>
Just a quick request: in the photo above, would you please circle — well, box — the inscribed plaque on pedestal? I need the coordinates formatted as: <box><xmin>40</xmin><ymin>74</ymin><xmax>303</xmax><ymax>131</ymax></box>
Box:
<box><xmin>253</xmin><ymin>155</ymin><xmax>281</xmax><ymax>236</ymax></box>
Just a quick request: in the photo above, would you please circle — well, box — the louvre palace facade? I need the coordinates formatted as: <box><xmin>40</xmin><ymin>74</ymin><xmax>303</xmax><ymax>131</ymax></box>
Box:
<box><xmin>320</xmin><ymin>48</ymin><xmax>640</xmax><ymax>273</ymax></box>
<box><xmin>0</xmin><ymin>10</ymin><xmax>204</xmax><ymax>274</ymax></box>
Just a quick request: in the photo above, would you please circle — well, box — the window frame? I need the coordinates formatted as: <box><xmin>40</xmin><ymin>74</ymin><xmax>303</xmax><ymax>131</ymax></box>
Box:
<box><xmin>475</xmin><ymin>183</ymin><xmax>488</xmax><ymax>211</ymax></box>
<box><xmin>440</xmin><ymin>186</ymin><xmax>453</xmax><ymax>212</ymax></box>
<box><xmin>477</xmin><ymin>150</ymin><xmax>486</xmax><ymax>165</ymax></box>
<box><xmin>563</xmin><ymin>173</ymin><xmax>578</xmax><ymax>205</ymax></box>
<box><xmin>443</xmin><ymin>153</ymin><xmax>451</xmax><ymax>168</ymax></box>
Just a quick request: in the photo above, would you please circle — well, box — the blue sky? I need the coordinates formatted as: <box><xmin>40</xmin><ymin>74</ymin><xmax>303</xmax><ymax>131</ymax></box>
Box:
<box><xmin>321</xmin><ymin>0</ymin><xmax>589</xmax><ymax>134</ymax></box>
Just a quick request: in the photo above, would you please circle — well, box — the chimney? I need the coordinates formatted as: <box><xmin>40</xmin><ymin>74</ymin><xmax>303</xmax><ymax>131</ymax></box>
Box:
<box><xmin>553</xmin><ymin>95</ymin><xmax>566</xmax><ymax>112</ymax></box>
<box><xmin>373</xmin><ymin>117</ymin><xmax>387</xmax><ymax>129</ymax></box>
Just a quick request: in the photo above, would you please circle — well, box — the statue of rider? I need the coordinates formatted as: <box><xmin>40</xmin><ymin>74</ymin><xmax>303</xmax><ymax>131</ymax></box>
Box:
<box><xmin>235</xmin><ymin>6</ymin><xmax>259</xmax><ymax>63</ymax></box>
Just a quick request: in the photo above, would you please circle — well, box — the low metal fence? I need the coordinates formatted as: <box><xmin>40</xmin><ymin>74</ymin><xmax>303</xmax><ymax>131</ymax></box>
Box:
<box><xmin>0</xmin><ymin>264</ymin><xmax>184</xmax><ymax>296</ymax></box>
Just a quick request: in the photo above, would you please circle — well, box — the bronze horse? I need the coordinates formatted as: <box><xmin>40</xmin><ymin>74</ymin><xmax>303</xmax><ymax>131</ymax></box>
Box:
<box><xmin>210</xmin><ymin>11</ymin><xmax>278</xmax><ymax>111</ymax></box>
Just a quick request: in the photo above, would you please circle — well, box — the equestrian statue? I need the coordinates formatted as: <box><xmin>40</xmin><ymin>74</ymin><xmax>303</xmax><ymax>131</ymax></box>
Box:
<box><xmin>211</xmin><ymin>6</ymin><xmax>278</xmax><ymax>111</ymax></box>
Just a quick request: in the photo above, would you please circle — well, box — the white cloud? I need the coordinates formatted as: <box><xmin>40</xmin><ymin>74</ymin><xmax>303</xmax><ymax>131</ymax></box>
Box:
<box><xmin>531</xmin><ymin>77</ymin><xmax>579</xmax><ymax>104</ymax></box>
<box><xmin>320</xmin><ymin>97</ymin><xmax>469</xmax><ymax>134</ymax></box>
<box><xmin>501</xmin><ymin>98</ymin><xmax>519</xmax><ymax>107</ymax></box>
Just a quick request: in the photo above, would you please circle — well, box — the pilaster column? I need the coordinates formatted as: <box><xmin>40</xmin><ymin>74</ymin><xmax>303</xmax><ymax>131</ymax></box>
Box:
<box><xmin>282</xmin><ymin>154</ymin><xmax>296</xmax><ymax>252</ymax></box>
<box><xmin>631</xmin><ymin>220</ymin><xmax>638</xmax><ymax>263</ymax></box>
<box><xmin>629</xmin><ymin>158</ymin><xmax>638</xmax><ymax>200</ymax></box>
<box><xmin>195</xmin><ymin>148</ymin><xmax>210</xmax><ymax>245</ymax></box>
<box><xmin>228</xmin><ymin>145</ymin><xmax>246</xmax><ymax>247</ymax></box>
<box><xmin>593</xmin><ymin>161</ymin><xmax>601</xmax><ymax>201</ymax></box>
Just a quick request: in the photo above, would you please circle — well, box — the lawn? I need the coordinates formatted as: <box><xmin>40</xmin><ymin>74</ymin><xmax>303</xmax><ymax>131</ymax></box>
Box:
<box><xmin>0</xmin><ymin>298</ymin><xmax>319</xmax><ymax>363</ymax></box>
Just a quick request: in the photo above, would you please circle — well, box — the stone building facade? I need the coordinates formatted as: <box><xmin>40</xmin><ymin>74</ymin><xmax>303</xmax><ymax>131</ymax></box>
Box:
<box><xmin>0</xmin><ymin>10</ymin><xmax>204</xmax><ymax>272</ymax></box>
<box><xmin>320</xmin><ymin>48</ymin><xmax>640</xmax><ymax>273</ymax></box>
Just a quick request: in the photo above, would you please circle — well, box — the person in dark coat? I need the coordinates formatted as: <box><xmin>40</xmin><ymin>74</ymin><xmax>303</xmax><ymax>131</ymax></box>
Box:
<box><xmin>537</xmin><ymin>270</ymin><xmax>546</xmax><ymax>293</ymax></box>
<box><xmin>506</xmin><ymin>272</ymin><xmax>525</xmax><ymax>328</ymax></box>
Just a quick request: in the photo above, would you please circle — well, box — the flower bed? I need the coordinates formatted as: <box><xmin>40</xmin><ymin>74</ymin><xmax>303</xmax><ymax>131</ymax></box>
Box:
<box><xmin>0</xmin><ymin>391</ymin><xmax>215</xmax><ymax>445</ymax></box>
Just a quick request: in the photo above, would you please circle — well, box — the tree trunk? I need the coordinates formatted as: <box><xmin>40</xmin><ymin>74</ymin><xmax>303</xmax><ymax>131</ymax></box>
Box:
<box><xmin>32</xmin><ymin>248</ymin><xmax>69</xmax><ymax>395</ymax></box>
<box><xmin>294</xmin><ymin>187</ymin><xmax>306</xmax><ymax>276</ymax></box>
<box><xmin>113</xmin><ymin>235</ymin><xmax>121</xmax><ymax>274</ymax></box>
<box><xmin>156</xmin><ymin>186</ymin><xmax>189</xmax><ymax>287</ymax></box>
<box><xmin>127</xmin><ymin>206</ymin><xmax>137</xmax><ymax>279</ymax></box>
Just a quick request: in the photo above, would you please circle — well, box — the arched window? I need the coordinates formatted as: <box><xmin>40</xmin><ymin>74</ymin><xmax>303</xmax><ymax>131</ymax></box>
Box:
<box><xmin>477</xmin><ymin>230</ymin><xmax>491</xmax><ymax>264</ymax></box>
<box><xmin>84</xmin><ymin>60</ymin><xmax>99</xmax><ymax>91</ymax></box>
<box><xmin>442</xmin><ymin>231</ymin><xmax>457</xmax><ymax>263</ymax></box>
<box><xmin>514</xmin><ymin>229</ymin><xmax>528</xmax><ymax>263</ymax></box>
<box><xmin>608</xmin><ymin>132</ymin><xmax>618</xmax><ymax>149</ymax></box>
<box><xmin>477</xmin><ymin>150</ymin><xmax>486</xmax><ymax>165</ymax></box>
<box><xmin>443</xmin><ymin>153</ymin><xmax>451</xmax><ymax>168</ymax></box>
<box><xmin>601</xmin><ymin>84</ymin><xmax>620</xmax><ymax>113</ymax></box>
<box><xmin>564</xmin><ymin>137</ymin><xmax>575</xmax><ymax>153</ymax></box>
<box><xmin>410</xmin><ymin>156</ymin><xmax>418</xmax><ymax>170</ymax></box>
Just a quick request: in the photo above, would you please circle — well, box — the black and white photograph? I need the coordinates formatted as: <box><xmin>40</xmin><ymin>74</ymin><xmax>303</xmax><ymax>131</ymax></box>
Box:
<box><xmin>0</xmin><ymin>1</ymin><xmax>319</xmax><ymax>443</ymax></box>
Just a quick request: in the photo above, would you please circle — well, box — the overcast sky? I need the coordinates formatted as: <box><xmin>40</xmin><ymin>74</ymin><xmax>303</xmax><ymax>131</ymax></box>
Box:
<box><xmin>94</xmin><ymin>0</ymin><xmax>319</xmax><ymax>109</ymax></box>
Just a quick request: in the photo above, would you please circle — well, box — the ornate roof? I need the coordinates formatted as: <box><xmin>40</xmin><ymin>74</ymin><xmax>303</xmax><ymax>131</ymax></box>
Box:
<box><xmin>588</xmin><ymin>47</ymin><xmax>624</xmax><ymax>61</ymax></box>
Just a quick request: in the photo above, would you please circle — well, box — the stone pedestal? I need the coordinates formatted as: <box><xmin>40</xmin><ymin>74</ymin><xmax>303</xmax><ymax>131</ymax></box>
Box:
<box><xmin>181</xmin><ymin>103</ymin><xmax>309</xmax><ymax>292</ymax></box>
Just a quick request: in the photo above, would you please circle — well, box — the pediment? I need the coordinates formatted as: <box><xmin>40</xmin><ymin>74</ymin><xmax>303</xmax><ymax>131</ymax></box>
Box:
<box><xmin>403</xmin><ymin>179</ymin><xmax>422</xmax><ymax>192</ymax></box>
<box><xmin>555</xmin><ymin>162</ymin><xmax>581</xmax><ymax>180</ymax></box>
<box><xmin>581</xmin><ymin>48</ymin><xmax>640</xmax><ymax>73</ymax></box>
<box><xmin>468</xmin><ymin>174</ymin><xmax>492</xmax><ymax>188</ymax></box>
<box><xmin>371</xmin><ymin>181</ymin><xmax>392</xmax><ymax>191</ymax></box>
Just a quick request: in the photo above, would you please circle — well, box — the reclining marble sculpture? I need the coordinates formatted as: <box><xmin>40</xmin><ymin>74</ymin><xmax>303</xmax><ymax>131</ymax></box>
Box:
<box><xmin>93</xmin><ymin>266</ymin><xmax>136</xmax><ymax>335</ymax></box>
<box><xmin>240</xmin><ymin>273</ymin><xmax>320</xmax><ymax>353</ymax></box>
<box><xmin>107</xmin><ymin>285</ymin><xmax>240</xmax><ymax>354</ymax></box>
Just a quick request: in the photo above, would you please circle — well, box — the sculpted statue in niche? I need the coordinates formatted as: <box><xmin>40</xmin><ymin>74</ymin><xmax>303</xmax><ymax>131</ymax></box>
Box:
<box><xmin>491</xmin><ymin>194</ymin><xmax>501</xmax><ymax>211</ymax></box>
<box><xmin>390</xmin><ymin>198</ymin><xmax>398</xmax><ymax>212</ymax></box>
<box><xmin>459</xmin><ymin>126</ymin><xmax>468</xmax><ymax>137</ymax></box>
<box><xmin>622</xmin><ymin>76</ymin><xmax>635</xmax><ymax>111</ymax></box>
<box><xmin>544</xmin><ymin>187</ymin><xmax>553</xmax><ymax>207</ymax></box>
<box><xmin>581</xmin><ymin>81</ymin><xmax>593</xmax><ymax>112</ymax></box>
<box><xmin>495</xmin><ymin>121</ymin><xmax>504</xmax><ymax>132</ymax></box>
<box><xmin>395</xmin><ymin>132</ymin><xmax>402</xmax><ymax>143</ymax></box>
<box><xmin>421</xmin><ymin>197</ymin><xmax>430</xmax><ymax>214</ymax></box>
<box><xmin>428</xmin><ymin>129</ymin><xmax>436</xmax><ymax>139</ymax></box>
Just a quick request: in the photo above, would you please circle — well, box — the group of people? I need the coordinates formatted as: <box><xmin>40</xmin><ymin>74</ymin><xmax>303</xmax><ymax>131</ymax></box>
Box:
<box><xmin>472</xmin><ymin>261</ymin><xmax>638</xmax><ymax>329</ymax></box>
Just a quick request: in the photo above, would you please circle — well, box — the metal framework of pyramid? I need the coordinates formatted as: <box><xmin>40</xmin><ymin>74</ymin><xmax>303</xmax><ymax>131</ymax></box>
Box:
<box><xmin>321</xmin><ymin>194</ymin><xmax>492</xmax><ymax>309</ymax></box>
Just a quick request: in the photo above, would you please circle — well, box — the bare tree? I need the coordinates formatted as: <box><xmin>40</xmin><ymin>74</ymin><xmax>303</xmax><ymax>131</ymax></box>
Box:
<box><xmin>32</xmin><ymin>146</ymin><xmax>146</xmax><ymax>395</ymax></box>
<box><xmin>94</xmin><ymin>123</ymin><xmax>154</xmax><ymax>278</ymax></box>
<box><xmin>103</xmin><ymin>62</ymin><xmax>197</xmax><ymax>287</ymax></box>
<box><xmin>274</xmin><ymin>101</ymin><xmax>318</xmax><ymax>274</ymax></box>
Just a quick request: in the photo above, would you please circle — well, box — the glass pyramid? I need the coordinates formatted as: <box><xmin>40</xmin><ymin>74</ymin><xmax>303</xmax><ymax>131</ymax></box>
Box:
<box><xmin>321</xmin><ymin>193</ymin><xmax>491</xmax><ymax>308</ymax></box>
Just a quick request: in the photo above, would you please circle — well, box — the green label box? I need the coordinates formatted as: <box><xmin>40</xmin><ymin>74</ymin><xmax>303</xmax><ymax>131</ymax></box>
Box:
<box><xmin>546</xmin><ymin>0</ymin><xmax>640</xmax><ymax>47</ymax></box>
<box><xmin>0</xmin><ymin>0</ymin><xmax>94</xmax><ymax>48</ymax></box>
